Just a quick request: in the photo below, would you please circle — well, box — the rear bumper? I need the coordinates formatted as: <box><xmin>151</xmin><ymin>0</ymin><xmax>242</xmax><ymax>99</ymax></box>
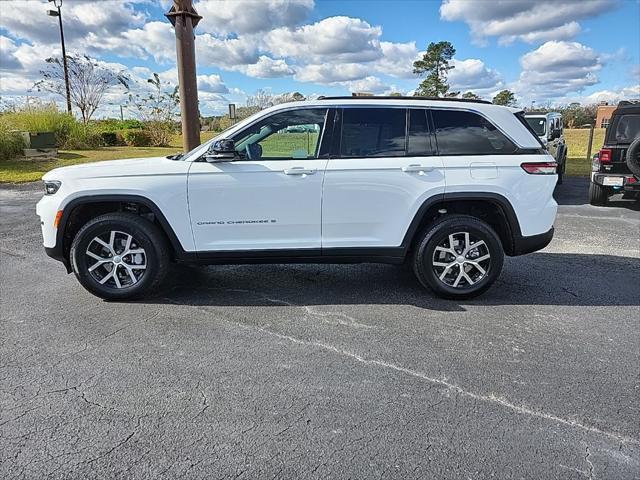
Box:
<box><xmin>592</xmin><ymin>173</ymin><xmax>640</xmax><ymax>191</ymax></box>
<box><xmin>511</xmin><ymin>227</ymin><xmax>554</xmax><ymax>256</ymax></box>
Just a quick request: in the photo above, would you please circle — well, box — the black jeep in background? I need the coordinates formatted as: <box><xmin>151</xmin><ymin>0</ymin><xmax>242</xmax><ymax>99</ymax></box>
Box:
<box><xmin>590</xmin><ymin>101</ymin><xmax>640</xmax><ymax>205</ymax></box>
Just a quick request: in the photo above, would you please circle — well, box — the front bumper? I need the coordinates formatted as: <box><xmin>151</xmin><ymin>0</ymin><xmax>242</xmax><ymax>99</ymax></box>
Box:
<box><xmin>511</xmin><ymin>227</ymin><xmax>554</xmax><ymax>256</ymax></box>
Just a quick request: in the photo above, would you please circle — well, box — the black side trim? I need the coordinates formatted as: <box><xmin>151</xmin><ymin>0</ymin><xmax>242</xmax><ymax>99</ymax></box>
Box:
<box><xmin>51</xmin><ymin>195</ymin><xmax>187</xmax><ymax>267</ymax></box>
<box><xmin>188</xmin><ymin>247</ymin><xmax>405</xmax><ymax>265</ymax></box>
<box><xmin>512</xmin><ymin>227</ymin><xmax>554</xmax><ymax>256</ymax></box>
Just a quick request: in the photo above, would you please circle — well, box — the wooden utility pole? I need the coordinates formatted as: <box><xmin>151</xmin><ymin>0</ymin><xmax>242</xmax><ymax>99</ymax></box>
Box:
<box><xmin>166</xmin><ymin>0</ymin><xmax>202</xmax><ymax>152</ymax></box>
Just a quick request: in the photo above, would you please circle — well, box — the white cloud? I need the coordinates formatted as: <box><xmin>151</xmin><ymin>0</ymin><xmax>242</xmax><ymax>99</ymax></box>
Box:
<box><xmin>194</xmin><ymin>0</ymin><xmax>313</xmax><ymax>35</ymax></box>
<box><xmin>579</xmin><ymin>85</ymin><xmax>640</xmax><ymax>104</ymax></box>
<box><xmin>374</xmin><ymin>41</ymin><xmax>420</xmax><ymax>78</ymax></box>
<box><xmin>448</xmin><ymin>58</ymin><xmax>502</xmax><ymax>93</ymax></box>
<box><xmin>440</xmin><ymin>0</ymin><xmax>614</xmax><ymax>44</ymax></box>
<box><xmin>88</xmin><ymin>21</ymin><xmax>175</xmax><ymax>63</ymax></box>
<box><xmin>294</xmin><ymin>63</ymin><xmax>369</xmax><ymax>83</ymax></box>
<box><xmin>197</xmin><ymin>74</ymin><xmax>229</xmax><ymax>93</ymax></box>
<box><xmin>240</xmin><ymin>56</ymin><xmax>294</xmax><ymax>78</ymax></box>
<box><xmin>0</xmin><ymin>0</ymin><xmax>147</xmax><ymax>46</ymax></box>
<box><xmin>343</xmin><ymin>76</ymin><xmax>389</xmax><ymax>94</ymax></box>
<box><xmin>515</xmin><ymin>41</ymin><xmax>603</xmax><ymax>101</ymax></box>
<box><xmin>196</xmin><ymin>34</ymin><xmax>259</xmax><ymax>67</ymax></box>
<box><xmin>265</xmin><ymin>16</ymin><xmax>382</xmax><ymax>63</ymax></box>
<box><xmin>499</xmin><ymin>22</ymin><xmax>581</xmax><ymax>45</ymax></box>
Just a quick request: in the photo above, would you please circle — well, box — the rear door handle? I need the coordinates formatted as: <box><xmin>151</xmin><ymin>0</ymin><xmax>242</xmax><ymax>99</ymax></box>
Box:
<box><xmin>402</xmin><ymin>164</ymin><xmax>434</xmax><ymax>173</ymax></box>
<box><xmin>284</xmin><ymin>167</ymin><xmax>316</xmax><ymax>175</ymax></box>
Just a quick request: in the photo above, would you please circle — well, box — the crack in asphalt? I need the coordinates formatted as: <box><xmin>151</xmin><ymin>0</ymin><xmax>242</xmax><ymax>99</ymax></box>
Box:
<box><xmin>163</xmin><ymin>297</ymin><xmax>639</xmax><ymax>447</ymax></box>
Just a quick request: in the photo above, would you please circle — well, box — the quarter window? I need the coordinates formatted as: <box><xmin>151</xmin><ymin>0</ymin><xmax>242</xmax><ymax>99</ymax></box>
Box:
<box><xmin>433</xmin><ymin>110</ymin><xmax>517</xmax><ymax>155</ymax></box>
<box><xmin>233</xmin><ymin>108</ymin><xmax>327</xmax><ymax>160</ymax></box>
<box><xmin>408</xmin><ymin>109</ymin><xmax>432</xmax><ymax>155</ymax></box>
<box><xmin>340</xmin><ymin>108</ymin><xmax>406</xmax><ymax>157</ymax></box>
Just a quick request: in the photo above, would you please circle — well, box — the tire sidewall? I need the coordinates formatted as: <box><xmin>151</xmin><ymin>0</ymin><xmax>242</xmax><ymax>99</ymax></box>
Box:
<box><xmin>415</xmin><ymin>217</ymin><xmax>504</xmax><ymax>299</ymax></box>
<box><xmin>71</xmin><ymin>216</ymin><xmax>163</xmax><ymax>300</ymax></box>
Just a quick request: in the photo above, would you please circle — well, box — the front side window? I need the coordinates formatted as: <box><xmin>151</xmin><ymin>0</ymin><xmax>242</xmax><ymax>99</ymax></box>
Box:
<box><xmin>233</xmin><ymin>108</ymin><xmax>327</xmax><ymax>160</ymax></box>
<box><xmin>433</xmin><ymin>109</ymin><xmax>518</xmax><ymax>155</ymax></box>
<box><xmin>340</xmin><ymin>108</ymin><xmax>406</xmax><ymax>157</ymax></box>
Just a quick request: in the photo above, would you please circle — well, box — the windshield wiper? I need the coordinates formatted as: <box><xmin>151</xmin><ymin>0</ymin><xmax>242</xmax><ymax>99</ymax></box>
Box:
<box><xmin>166</xmin><ymin>153</ymin><xmax>184</xmax><ymax>160</ymax></box>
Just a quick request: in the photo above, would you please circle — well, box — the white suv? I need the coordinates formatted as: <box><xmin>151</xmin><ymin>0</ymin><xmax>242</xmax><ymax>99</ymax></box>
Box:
<box><xmin>36</xmin><ymin>97</ymin><xmax>558</xmax><ymax>300</ymax></box>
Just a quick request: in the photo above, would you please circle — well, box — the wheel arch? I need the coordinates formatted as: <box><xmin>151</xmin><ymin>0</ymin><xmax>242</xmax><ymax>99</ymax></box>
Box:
<box><xmin>55</xmin><ymin>194</ymin><xmax>187</xmax><ymax>270</ymax></box>
<box><xmin>401</xmin><ymin>192</ymin><xmax>522</xmax><ymax>256</ymax></box>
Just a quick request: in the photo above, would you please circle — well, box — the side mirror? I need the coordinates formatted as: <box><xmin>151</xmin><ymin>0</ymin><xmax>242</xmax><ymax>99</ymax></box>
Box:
<box><xmin>204</xmin><ymin>138</ymin><xmax>236</xmax><ymax>162</ymax></box>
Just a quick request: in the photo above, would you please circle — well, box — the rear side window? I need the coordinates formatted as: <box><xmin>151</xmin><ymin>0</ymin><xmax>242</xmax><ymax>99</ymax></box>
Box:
<box><xmin>340</xmin><ymin>108</ymin><xmax>406</xmax><ymax>157</ymax></box>
<box><xmin>408</xmin><ymin>109</ymin><xmax>432</xmax><ymax>155</ymax></box>
<box><xmin>433</xmin><ymin>110</ymin><xmax>518</xmax><ymax>155</ymax></box>
<box><xmin>610</xmin><ymin>114</ymin><xmax>640</xmax><ymax>143</ymax></box>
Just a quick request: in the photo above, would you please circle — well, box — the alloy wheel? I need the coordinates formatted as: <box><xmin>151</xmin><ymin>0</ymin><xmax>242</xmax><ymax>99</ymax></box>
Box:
<box><xmin>85</xmin><ymin>230</ymin><xmax>147</xmax><ymax>289</ymax></box>
<box><xmin>431</xmin><ymin>231</ymin><xmax>491</xmax><ymax>288</ymax></box>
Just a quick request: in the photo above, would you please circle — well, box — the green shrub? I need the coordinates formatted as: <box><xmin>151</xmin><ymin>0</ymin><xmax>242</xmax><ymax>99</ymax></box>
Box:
<box><xmin>99</xmin><ymin>131</ymin><xmax>126</xmax><ymax>146</ymax></box>
<box><xmin>63</xmin><ymin>123</ymin><xmax>102</xmax><ymax>150</ymax></box>
<box><xmin>144</xmin><ymin>121</ymin><xmax>175</xmax><ymax>147</ymax></box>
<box><xmin>95</xmin><ymin>118</ymin><xmax>144</xmax><ymax>132</ymax></box>
<box><xmin>0</xmin><ymin>119</ymin><xmax>26</xmax><ymax>160</ymax></box>
<box><xmin>2</xmin><ymin>104</ymin><xmax>76</xmax><ymax>146</ymax></box>
<box><xmin>121</xmin><ymin>129</ymin><xmax>152</xmax><ymax>147</ymax></box>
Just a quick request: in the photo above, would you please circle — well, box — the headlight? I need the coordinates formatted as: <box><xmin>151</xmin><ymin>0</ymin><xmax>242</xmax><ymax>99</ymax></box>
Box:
<box><xmin>44</xmin><ymin>180</ymin><xmax>61</xmax><ymax>195</ymax></box>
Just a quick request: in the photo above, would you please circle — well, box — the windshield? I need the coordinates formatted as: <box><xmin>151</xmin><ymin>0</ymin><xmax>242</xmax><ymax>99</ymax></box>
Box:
<box><xmin>525</xmin><ymin>117</ymin><xmax>546</xmax><ymax>136</ymax></box>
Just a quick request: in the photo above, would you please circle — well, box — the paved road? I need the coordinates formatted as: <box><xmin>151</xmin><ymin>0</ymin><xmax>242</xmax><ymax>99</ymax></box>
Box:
<box><xmin>1</xmin><ymin>177</ymin><xmax>639</xmax><ymax>479</ymax></box>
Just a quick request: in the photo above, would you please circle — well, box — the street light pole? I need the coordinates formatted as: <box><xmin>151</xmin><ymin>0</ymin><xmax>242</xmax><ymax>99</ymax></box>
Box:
<box><xmin>48</xmin><ymin>0</ymin><xmax>72</xmax><ymax>114</ymax></box>
<box><xmin>166</xmin><ymin>0</ymin><xmax>202</xmax><ymax>152</ymax></box>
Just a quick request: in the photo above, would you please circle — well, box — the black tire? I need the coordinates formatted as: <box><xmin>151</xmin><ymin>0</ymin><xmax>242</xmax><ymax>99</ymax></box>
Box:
<box><xmin>626</xmin><ymin>137</ymin><xmax>640</xmax><ymax>177</ymax></box>
<box><xmin>70</xmin><ymin>213</ymin><xmax>169</xmax><ymax>300</ymax></box>
<box><xmin>557</xmin><ymin>155</ymin><xmax>566</xmax><ymax>185</ymax></box>
<box><xmin>412</xmin><ymin>215</ymin><xmax>504</xmax><ymax>300</ymax></box>
<box><xmin>588</xmin><ymin>181</ymin><xmax>609</xmax><ymax>206</ymax></box>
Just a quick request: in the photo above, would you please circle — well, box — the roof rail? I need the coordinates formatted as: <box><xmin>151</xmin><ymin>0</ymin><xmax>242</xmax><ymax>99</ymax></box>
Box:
<box><xmin>315</xmin><ymin>95</ymin><xmax>492</xmax><ymax>105</ymax></box>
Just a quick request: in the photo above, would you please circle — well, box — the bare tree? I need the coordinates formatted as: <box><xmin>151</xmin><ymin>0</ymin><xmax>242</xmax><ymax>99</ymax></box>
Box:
<box><xmin>246</xmin><ymin>89</ymin><xmax>305</xmax><ymax>109</ymax></box>
<box><xmin>35</xmin><ymin>55</ymin><xmax>129</xmax><ymax>124</ymax></box>
<box><xmin>127</xmin><ymin>73</ymin><xmax>179</xmax><ymax>123</ymax></box>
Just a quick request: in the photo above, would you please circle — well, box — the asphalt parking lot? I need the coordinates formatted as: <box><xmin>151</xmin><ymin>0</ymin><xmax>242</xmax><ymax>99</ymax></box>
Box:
<box><xmin>1</xmin><ymin>177</ymin><xmax>639</xmax><ymax>479</ymax></box>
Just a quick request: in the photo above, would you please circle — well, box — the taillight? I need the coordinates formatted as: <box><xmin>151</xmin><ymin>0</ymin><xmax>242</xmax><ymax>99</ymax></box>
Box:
<box><xmin>521</xmin><ymin>162</ymin><xmax>557</xmax><ymax>175</ymax></box>
<box><xmin>599</xmin><ymin>149</ymin><xmax>612</xmax><ymax>163</ymax></box>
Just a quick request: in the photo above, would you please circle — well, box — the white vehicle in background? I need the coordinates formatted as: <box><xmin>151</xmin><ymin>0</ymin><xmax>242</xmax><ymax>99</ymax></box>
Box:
<box><xmin>37</xmin><ymin>96</ymin><xmax>557</xmax><ymax>300</ymax></box>
<box><xmin>525</xmin><ymin>111</ymin><xmax>567</xmax><ymax>184</ymax></box>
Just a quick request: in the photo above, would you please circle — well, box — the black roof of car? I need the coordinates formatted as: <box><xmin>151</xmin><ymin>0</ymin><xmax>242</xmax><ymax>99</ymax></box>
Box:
<box><xmin>612</xmin><ymin>101</ymin><xmax>640</xmax><ymax>115</ymax></box>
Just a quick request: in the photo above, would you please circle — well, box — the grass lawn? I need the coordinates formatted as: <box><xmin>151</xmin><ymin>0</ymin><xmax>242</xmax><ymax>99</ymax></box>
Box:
<box><xmin>0</xmin><ymin>128</ymin><xmax>604</xmax><ymax>183</ymax></box>
<box><xmin>564</xmin><ymin>128</ymin><xmax>605</xmax><ymax>176</ymax></box>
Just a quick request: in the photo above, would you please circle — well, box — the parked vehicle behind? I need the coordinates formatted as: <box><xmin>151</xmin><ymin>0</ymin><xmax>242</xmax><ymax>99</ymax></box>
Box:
<box><xmin>589</xmin><ymin>101</ymin><xmax>640</xmax><ymax>205</ymax></box>
<box><xmin>37</xmin><ymin>96</ymin><xmax>558</xmax><ymax>300</ymax></box>
<box><xmin>525</xmin><ymin>112</ymin><xmax>567</xmax><ymax>184</ymax></box>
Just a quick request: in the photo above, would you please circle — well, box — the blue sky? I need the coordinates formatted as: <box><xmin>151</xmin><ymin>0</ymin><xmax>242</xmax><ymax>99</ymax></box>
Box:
<box><xmin>1</xmin><ymin>0</ymin><xmax>639</xmax><ymax>117</ymax></box>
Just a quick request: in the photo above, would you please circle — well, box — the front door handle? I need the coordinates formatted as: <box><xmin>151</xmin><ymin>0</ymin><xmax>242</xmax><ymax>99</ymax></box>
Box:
<box><xmin>402</xmin><ymin>164</ymin><xmax>434</xmax><ymax>173</ymax></box>
<box><xmin>284</xmin><ymin>167</ymin><xmax>316</xmax><ymax>175</ymax></box>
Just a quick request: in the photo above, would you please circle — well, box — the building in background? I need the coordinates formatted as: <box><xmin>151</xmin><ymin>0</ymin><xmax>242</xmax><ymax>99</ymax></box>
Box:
<box><xmin>596</xmin><ymin>104</ymin><xmax>617</xmax><ymax>129</ymax></box>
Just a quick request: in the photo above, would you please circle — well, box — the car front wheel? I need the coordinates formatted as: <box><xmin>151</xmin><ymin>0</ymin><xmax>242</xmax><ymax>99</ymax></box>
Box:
<box><xmin>413</xmin><ymin>215</ymin><xmax>504</xmax><ymax>299</ymax></box>
<box><xmin>70</xmin><ymin>213</ymin><xmax>169</xmax><ymax>300</ymax></box>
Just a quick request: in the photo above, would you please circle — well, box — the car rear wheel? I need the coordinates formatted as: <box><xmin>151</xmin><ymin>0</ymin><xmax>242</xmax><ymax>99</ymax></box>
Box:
<box><xmin>588</xmin><ymin>181</ymin><xmax>609</xmax><ymax>206</ymax></box>
<box><xmin>412</xmin><ymin>215</ymin><xmax>504</xmax><ymax>299</ymax></box>
<box><xmin>70</xmin><ymin>213</ymin><xmax>169</xmax><ymax>300</ymax></box>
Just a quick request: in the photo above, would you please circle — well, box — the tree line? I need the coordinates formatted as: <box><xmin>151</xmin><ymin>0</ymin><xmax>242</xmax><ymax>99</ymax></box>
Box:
<box><xmin>34</xmin><ymin>46</ymin><xmax>603</xmax><ymax>130</ymax></box>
